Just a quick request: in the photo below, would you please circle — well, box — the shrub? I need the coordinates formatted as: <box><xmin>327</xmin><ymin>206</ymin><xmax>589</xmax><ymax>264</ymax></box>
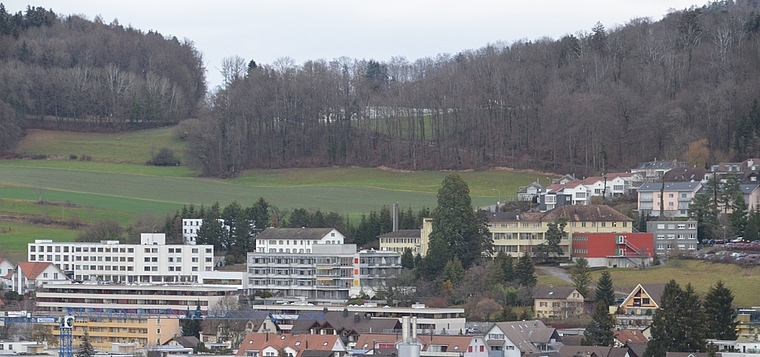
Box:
<box><xmin>79</xmin><ymin>155</ymin><xmax>91</xmax><ymax>161</ymax></box>
<box><xmin>69</xmin><ymin>154</ymin><xmax>78</xmax><ymax>160</ymax></box>
<box><xmin>147</xmin><ymin>147</ymin><xmax>180</xmax><ymax>166</ymax></box>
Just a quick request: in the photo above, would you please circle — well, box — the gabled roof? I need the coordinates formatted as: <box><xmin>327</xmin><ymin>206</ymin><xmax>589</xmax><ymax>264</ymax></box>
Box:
<box><xmin>634</xmin><ymin>160</ymin><xmax>685</xmax><ymax>170</ymax></box>
<box><xmin>289</xmin><ymin>311</ymin><xmax>400</xmax><ymax>336</ymax></box>
<box><xmin>741</xmin><ymin>184</ymin><xmax>760</xmax><ymax>194</ymax></box>
<box><xmin>489</xmin><ymin>320</ymin><xmax>557</xmax><ymax>354</ymax></box>
<box><xmin>625</xmin><ymin>342</ymin><xmax>648</xmax><ymax>357</ymax></box>
<box><xmin>484</xmin><ymin>211</ymin><xmax>522</xmax><ymax>222</ymax></box>
<box><xmin>665</xmin><ymin>353</ymin><xmax>711</xmax><ymax>357</ymax></box>
<box><xmin>417</xmin><ymin>335</ymin><xmax>478</xmax><ymax>352</ymax></box>
<box><xmin>663</xmin><ymin>168</ymin><xmax>709</xmax><ymax>182</ymax></box>
<box><xmin>236</xmin><ymin>333</ymin><xmax>345</xmax><ymax>357</ymax></box>
<box><xmin>621</xmin><ymin>283</ymin><xmax>665</xmax><ymax>308</ymax></box>
<box><xmin>541</xmin><ymin>205</ymin><xmax>633</xmax><ymax>222</ymax></box>
<box><xmin>532</xmin><ymin>286</ymin><xmax>582</xmax><ymax>300</ymax></box>
<box><xmin>163</xmin><ymin>336</ymin><xmax>200</xmax><ymax>348</ymax></box>
<box><xmin>605</xmin><ymin>172</ymin><xmax>635</xmax><ymax>179</ymax></box>
<box><xmin>559</xmin><ymin>346</ymin><xmax>630</xmax><ymax>357</ymax></box>
<box><xmin>614</xmin><ymin>329</ymin><xmax>648</xmax><ymax>345</ymax></box>
<box><xmin>378</xmin><ymin>230</ymin><xmax>420</xmax><ymax>238</ymax></box>
<box><xmin>637</xmin><ymin>182</ymin><xmax>701</xmax><ymax>192</ymax></box>
<box><xmin>15</xmin><ymin>262</ymin><xmax>59</xmax><ymax>280</ymax></box>
<box><xmin>256</xmin><ymin>228</ymin><xmax>338</xmax><ymax>240</ymax></box>
<box><xmin>354</xmin><ymin>334</ymin><xmax>397</xmax><ymax>350</ymax></box>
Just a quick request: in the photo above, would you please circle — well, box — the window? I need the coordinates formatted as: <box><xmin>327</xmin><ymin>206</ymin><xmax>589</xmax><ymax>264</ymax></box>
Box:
<box><xmin>192</xmin><ymin>257</ymin><xmax>199</xmax><ymax>262</ymax></box>
<box><xmin>192</xmin><ymin>248</ymin><xmax>198</xmax><ymax>253</ymax></box>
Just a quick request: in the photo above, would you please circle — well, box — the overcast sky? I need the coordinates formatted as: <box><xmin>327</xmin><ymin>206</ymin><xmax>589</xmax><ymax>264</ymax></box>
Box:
<box><xmin>4</xmin><ymin>0</ymin><xmax>699</xmax><ymax>89</ymax></box>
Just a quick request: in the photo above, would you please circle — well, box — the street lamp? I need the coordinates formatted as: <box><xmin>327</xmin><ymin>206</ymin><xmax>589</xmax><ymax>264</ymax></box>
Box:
<box><xmin>492</xmin><ymin>188</ymin><xmax>501</xmax><ymax>208</ymax></box>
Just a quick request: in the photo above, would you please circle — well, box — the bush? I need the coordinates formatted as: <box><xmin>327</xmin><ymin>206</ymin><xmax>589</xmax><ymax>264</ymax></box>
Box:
<box><xmin>69</xmin><ymin>154</ymin><xmax>77</xmax><ymax>160</ymax></box>
<box><xmin>147</xmin><ymin>147</ymin><xmax>180</xmax><ymax>166</ymax></box>
<box><xmin>79</xmin><ymin>155</ymin><xmax>91</xmax><ymax>161</ymax></box>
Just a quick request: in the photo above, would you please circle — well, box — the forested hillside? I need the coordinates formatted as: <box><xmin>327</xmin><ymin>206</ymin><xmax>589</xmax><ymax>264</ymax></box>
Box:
<box><xmin>185</xmin><ymin>0</ymin><xmax>760</xmax><ymax>177</ymax></box>
<box><xmin>0</xmin><ymin>4</ymin><xmax>205</xmax><ymax>137</ymax></box>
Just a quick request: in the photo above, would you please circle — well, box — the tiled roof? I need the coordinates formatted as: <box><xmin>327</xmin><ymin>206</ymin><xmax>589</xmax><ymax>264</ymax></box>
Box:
<box><xmin>614</xmin><ymin>329</ymin><xmax>648</xmax><ymax>345</ymax></box>
<box><xmin>16</xmin><ymin>262</ymin><xmax>56</xmax><ymax>280</ymax></box>
<box><xmin>236</xmin><ymin>333</ymin><xmax>344</xmax><ymax>357</ymax></box>
<box><xmin>484</xmin><ymin>211</ymin><xmax>522</xmax><ymax>222</ymax></box>
<box><xmin>637</xmin><ymin>182</ymin><xmax>701</xmax><ymax>192</ymax></box>
<box><xmin>417</xmin><ymin>335</ymin><xmax>478</xmax><ymax>352</ymax></box>
<box><xmin>378</xmin><ymin>230</ymin><xmax>420</xmax><ymax>238</ymax></box>
<box><xmin>541</xmin><ymin>205</ymin><xmax>633</xmax><ymax>222</ymax></box>
<box><xmin>532</xmin><ymin>285</ymin><xmax>581</xmax><ymax>300</ymax></box>
<box><xmin>491</xmin><ymin>320</ymin><xmax>556</xmax><ymax>354</ymax></box>
<box><xmin>256</xmin><ymin>228</ymin><xmax>337</xmax><ymax>240</ymax></box>
<box><xmin>289</xmin><ymin>311</ymin><xmax>400</xmax><ymax>335</ymax></box>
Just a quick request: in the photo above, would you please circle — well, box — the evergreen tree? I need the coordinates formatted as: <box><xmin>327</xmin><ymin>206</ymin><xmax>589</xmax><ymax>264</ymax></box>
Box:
<box><xmin>703</xmin><ymin>281</ymin><xmax>737</xmax><ymax>340</ymax></box>
<box><xmin>181</xmin><ymin>304</ymin><xmax>202</xmax><ymax>338</ymax></box>
<box><xmin>76</xmin><ymin>331</ymin><xmax>95</xmax><ymax>357</ymax></box>
<box><xmin>645</xmin><ymin>280</ymin><xmax>707</xmax><ymax>357</ymax></box>
<box><xmin>595</xmin><ymin>271</ymin><xmax>615</xmax><ymax>307</ymax></box>
<box><xmin>400</xmin><ymin>248</ymin><xmax>415</xmax><ymax>269</ymax></box>
<box><xmin>582</xmin><ymin>302</ymin><xmax>615</xmax><ymax>346</ymax></box>
<box><xmin>248</xmin><ymin>197</ymin><xmax>270</xmax><ymax>231</ymax></box>
<box><xmin>288</xmin><ymin>208</ymin><xmax>311</xmax><ymax>228</ymax></box>
<box><xmin>570</xmin><ymin>258</ymin><xmax>592</xmax><ymax>298</ymax></box>
<box><xmin>440</xmin><ymin>258</ymin><xmax>465</xmax><ymax>288</ymax></box>
<box><xmin>515</xmin><ymin>253</ymin><xmax>536</xmax><ymax>288</ymax></box>
<box><xmin>422</xmin><ymin>173</ymin><xmax>492</xmax><ymax>278</ymax></box>
<box><xmin>539</xmin><ymin>218</ymin><xmax>567</xmax><ymax>262</ymax></box>
<box><xmin>730</xmin><ymin>192</ymin><xmax>748</xmax><ymax>238</ymax></box>
<box><xmin>690</xmin><ymin>191</ymin><xmax>720</xmax><ymax>242</ymax></box>
<box><xmin>379</xmin><ymin>206</ymin><xmax>392</xmax><ymax>233</ymax></box>
<box><xmin>746</xmin><ymin>207</ymin><xmax>760</xmax><ymax>242</ymax></box>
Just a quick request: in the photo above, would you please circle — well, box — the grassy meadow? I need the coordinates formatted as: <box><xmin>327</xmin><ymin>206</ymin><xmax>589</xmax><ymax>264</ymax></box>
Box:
<box><xmin>537</xmin><ymin>259</ymin><xmax>760</xmax><ymax>308</ymax></box>
<box><xmin>0</xmin><ymin>128</ymin><xmax>552</xmax><ymax>259</ymax></box>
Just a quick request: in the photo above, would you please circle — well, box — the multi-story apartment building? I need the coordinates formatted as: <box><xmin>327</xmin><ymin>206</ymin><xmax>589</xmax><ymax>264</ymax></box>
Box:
<box><xmin>637</xmin><ymin>182</ymin><xmax>702</xmax><ymax>217</ymax></box>
<box><xmin>646</xmin><ymin>219</ymin><xmax>698</xmax><ymax>255</ymax></box>
<box><xmin>29</xmin><ymin>233</ymin><xmax>214</xmax><ymax>283</ymax></box>
<box><xmin>36</xmin><ymin>283</ymin><xmax>239</xmax><ymax>351</ymax></box>
<box><xmin>570</xmin><ymin>233</ymin><xmax>654</xmax><ymax>268</ymax></box>
<box><xmin>378</xmin><ymin>229</ymin><xmax>421</xmax><ymax>254</ymax></box>
<box><xmin>253</xmin><ymin>227</ymin><xmax>345</xmax><ymax>253</ymax></box>
<box><xmin>485</xmin><ymin>206</ymin><xmax>634</xmax><ymax>258</ymax></box>
<box><xmin>247</xmin><ymin>245</ymin><xmax>401</xmax><ymax>304</ymax></box>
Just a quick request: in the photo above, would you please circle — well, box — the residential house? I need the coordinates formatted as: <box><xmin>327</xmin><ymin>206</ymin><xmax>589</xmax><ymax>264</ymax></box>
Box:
<box><xmin>613</xmin><ymin>329</ymin><xmax>649</xmax><ymax>348</ymax></box>
<box><xmin>0</xmin><ymin>258</ymin><xmax>13</xmax><ymax>288</ymax></box>
<box><xmin>518</xmin><ymin>181</ymin><xmax>545</xmax><ymax>202</ymax></box>
<box><xmin>571</xmin><ymin>233</ymin><xmax>654</xmax><ymax>268</ymax></box>
<box><xmin>637</xmin><ymin>182</ymin><xmax>702</xmax><ymax>217</ymax></box>
<box><xmin>378</xmin><ymin>229</ymin><xmax>422</xmax><ymax>255</ymax></box>
<box><xmin>605</xmin><ymin>173</ymin><xmax>644</xmax><ymax>197</ymax></box>
<box><xmin>663</xmin><ymin>168</ymin><xmax>711</xmax><ymax>183</ymax></box>
<box><xmin>616</xmin><ymin>283</ymin><xmax>665</xmax><ymax>327</ymax></box>
<box><xmin>485</xmin><ymin>320</ymin><xmax>561</xmax><ymax>357</ymax></box>
<box><xmin>532</xmin><ymin>286</ymin><xmax>586</xmax><ymax>318</ymax></box>
<box><xmin>646</xmin><ymin>220</ymin><xmax>698</xmax><ymax>255</ymax></box>
<box><xmin>486</xmin><ymin>206</ymin><xmax>633</xmax><ymax>258</ymax></box>
<box><xmin>9</xmin><ymin>261</ymin><xmax>69</xmax><ymax>294</ymax></box>
<box><xmin>236</xmin><ymin>333</ymin><xmax>347</xmax><ymax>357</ymax></box>
<box><xmin>632</xmin><ymin>159</ymin><xmax>686</xmax><ymax>182</ymax></box>
<box><xmin>162</xmin><ymin>335</ymin><xmax>200</xmax><ymax>350</ymax></box>
<box><xmin>200</xmin><ymin>310</ymin><xmax>276</xmax><ymax>350</ymax></box>
<box><xmin>289</xmin><ymin>310</ymin><xmax>401</xmax><ymax>349</ymax></box>
<box><xmin>711</xmin><ymin>158</ymin><xmax>760</xmax><ymax>179</ymax></box>
<box><xmin>416</xmin><ymin>335</ymin><xmax>489</xmax><ymax>357</ymax></box>
<box><xmin>742</xmin><ymin>184</ymin><xmax>760</xmax><ymax>211</ymax></box>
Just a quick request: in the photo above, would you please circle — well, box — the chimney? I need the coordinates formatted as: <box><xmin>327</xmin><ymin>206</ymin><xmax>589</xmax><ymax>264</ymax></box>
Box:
<box><xmin>402</xmin><ymin>316</ymin><xmax>409</xmax><ymax>344</ymax></box>
<box><xmin>343</xmin><ymin>308</ymin><xmax>348</xmax><ymax>317</ymax></box>
<box><xmin>393</xmin><ymin>203</ymin><xmax>399</xmax><ymax>232</ymax></box>
<box><xmin>354</xmin><ymin>313</ymin><xmax>360</xmax><ymax>323</ymax></box>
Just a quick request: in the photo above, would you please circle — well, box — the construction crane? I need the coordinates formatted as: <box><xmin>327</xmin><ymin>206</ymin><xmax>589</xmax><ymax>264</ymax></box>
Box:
<box><xmin>1</xmin><ymin>308</ymin><xmax>325</xmax><ymax>357</ymax></box>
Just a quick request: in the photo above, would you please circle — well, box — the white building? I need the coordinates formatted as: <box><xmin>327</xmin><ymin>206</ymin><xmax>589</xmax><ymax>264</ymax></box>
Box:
<box><xmin>9</xmin><ymin>261</ymin><xmax>69</xmax><ymax>294</ymax></box>
<box><xmin>182</xmin><ymin>218</ymin><xmax>228</xmax><ymax>245</ymax></box>
<box><xmin>248</xmin><ymin>228</ymin><xmax>401</xmax><ymax>304</ymax></box>
<box><xmin>485</xmin><ymin>320</ymin><xmax>561</xmax><ymax>357</ymax></box>
<box><xmin>0</xmin><ymin>258</ymin><xmax>14</xmax><ymax>288</ymax></box>
<box><xmin>28</xmin><ymin>234</ymin><xmax>214</xmax><ymax>283</ymax></box>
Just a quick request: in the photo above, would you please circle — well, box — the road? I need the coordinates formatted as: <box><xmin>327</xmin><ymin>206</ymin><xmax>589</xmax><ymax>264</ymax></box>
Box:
<box><xmin>537</xmin><ymin>266</ymin><xmax>573</xmax><ymax>283</ymax></box>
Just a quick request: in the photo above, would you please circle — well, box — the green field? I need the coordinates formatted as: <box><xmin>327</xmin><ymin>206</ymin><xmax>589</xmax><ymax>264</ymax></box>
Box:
<box><xmin>537</xmin><ymin>259</ymin><xmax>760</xmax><ymax>308</ymax></box>
<box><xmin>0</xmin><ymin>128</ymin><xmax>552</xmax><ymax>257</ymax></box>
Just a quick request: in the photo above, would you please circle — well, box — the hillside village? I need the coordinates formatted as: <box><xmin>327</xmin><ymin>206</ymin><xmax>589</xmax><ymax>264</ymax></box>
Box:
<box><xmin>1</xmin><ymin>158</ymin><xmax>760</xmax><ymax>357</ymax></box>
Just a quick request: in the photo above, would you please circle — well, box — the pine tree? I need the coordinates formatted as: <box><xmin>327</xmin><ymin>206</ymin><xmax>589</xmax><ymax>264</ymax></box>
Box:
<box><xmin>422</xmin><ymin>173</ymin><xmax>492</xmax><ymax>278</ymax></box>
<box><xmin>515</xmin><ymin>252</ymin><xmax>536</xmax><ymax>287</ymax></box>
<box><xmin>181</xmin><ymin>304</ymin><xmax>202</xmax><ymax>338</ymax></box>
<box><xmin>703</xmin><ymin>281</ymin><xmax>737</xmax><ymax>340</ymax></box>
<box><xmin>645</xmin><ymin>280</ymin><xmax>707</xmax><ymax>357</ymax></box>
<box><xmin>595</xmin><ymin>270</ymin><xmax>615</xmax><ymax>307</ymax></box>
<box><xmin>729</xmin><ymin>192</ymin><xmax>748</xmax><ymax>238</ymax></box>
<box><xmin>75</xmin><ymin>331</ymin><xmax>95</xmax><ymax>357</ymax></box>
<box><xmin>570</xmin><ymin>258</ymin><xmax>591</xmax><ymax>298</ymax></box>
<box><xmin>440</xmin><ymin>258</ymin><xmax>465</xmax><ymax>287</ymax></box>
<box><xmin>400</xmin><ymin>248</ymin><xmax>415</xmax><ymax>269</ymax></box>
<box><xmin>582</xmin><ymin>302</ymin><xmax>615</xmax><ymax>346</ymax></box>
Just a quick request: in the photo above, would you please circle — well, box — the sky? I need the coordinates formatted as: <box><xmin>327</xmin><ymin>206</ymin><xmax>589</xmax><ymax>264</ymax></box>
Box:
<box><xmin>4</xmin><ymin>0</ymin><xmax>700</xmax><ymax>89</ymax></box>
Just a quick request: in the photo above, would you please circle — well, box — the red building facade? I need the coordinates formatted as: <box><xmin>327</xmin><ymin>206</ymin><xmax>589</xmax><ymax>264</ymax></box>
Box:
<box><xmin>571</xmin><ymin>233</ymin><xmax>654</xmax><ymax>268</ymax></box>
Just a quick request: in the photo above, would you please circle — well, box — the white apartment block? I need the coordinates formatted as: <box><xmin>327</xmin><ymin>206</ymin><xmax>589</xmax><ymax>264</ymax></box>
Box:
<box><xmin>182</xmin><ymin>218</ymin><xmax>228</xmax><ymax>245</ymax></box>
<box><xmin>248</xmin><ymin>228</ymin><xmax>401</xmax><ymax>304</ymax></box>
<box><xmin>29</xmin><ymin>233</ymin><xmax>214</xmax><ymax>283</ymax></box>
<box><xmin>253</xmin><ymin>227</ymin><xmax>345</xmax><ymax>253</ymax></box>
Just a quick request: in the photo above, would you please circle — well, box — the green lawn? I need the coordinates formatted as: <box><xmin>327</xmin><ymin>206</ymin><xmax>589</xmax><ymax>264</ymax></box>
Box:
<box><xmin>0</xmin><ymin>220</ymin><xmax>77</xmax><ymax>251</ymax></box>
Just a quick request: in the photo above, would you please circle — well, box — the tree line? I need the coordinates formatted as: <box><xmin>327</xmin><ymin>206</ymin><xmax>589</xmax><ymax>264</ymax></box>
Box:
<box><xmin>0</xmin><ymin>4</ymin><xmax>205</xmax><ymax>131</ymax></box>
<box><xmin>184</xmin><ymin>1</ymin><xmax>760</xmax><ymax>177</ymax></box>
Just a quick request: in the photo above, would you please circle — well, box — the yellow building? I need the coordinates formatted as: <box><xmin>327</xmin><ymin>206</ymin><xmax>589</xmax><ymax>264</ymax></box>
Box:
<box><xmin>379</xmin><ymin>205</ymin><xmax>632</xmax><ymax>259</ymax></box>
<box><xmin>616</xmin><ymin>283</ymin><xmax>664</xmax><ymax>327</ymax></box>
<box><xmin>51</xmin><ymin>316</ymin><xmax>179</xmax><ymax>352</ymax></box>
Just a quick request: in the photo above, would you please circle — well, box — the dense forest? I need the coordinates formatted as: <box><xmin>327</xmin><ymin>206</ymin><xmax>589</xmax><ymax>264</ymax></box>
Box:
<box><xmin>185</xmin><ymin>0</ymin><xmax>760</xmax><ymax>176</ymax></box>
<box><xmin>0</xmin><ymin>3</ymin><xmax>205</xmax><ymax>140</ymax></box>
<box><xmin>5</xmin><ymin>2</ymin><xmax>760</xmax><ymax>177</ymax></box>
